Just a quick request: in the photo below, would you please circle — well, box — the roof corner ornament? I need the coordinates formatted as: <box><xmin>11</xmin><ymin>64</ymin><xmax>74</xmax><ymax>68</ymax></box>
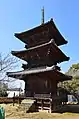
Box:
<box><xmin>50</xmin><ymin>18</ymin><xmax>53</xmax><ymax>21</ymax></box>
<box><xmin>41</xmin><ymin>7</ymin><xmax>44</xmax><ymax>25</ymax></box>
<box><xmin>49</xmin><ymin>39</ymin><xmax>56</xmax><ymax>44</ymax></box>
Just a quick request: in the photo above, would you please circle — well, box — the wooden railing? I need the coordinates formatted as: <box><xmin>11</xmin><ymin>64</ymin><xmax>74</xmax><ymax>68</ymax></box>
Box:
<box><xmin>34</xmin><ymin>93</ymin><xmax>51</xmax><ymax>99</ymax></box>
<box><xmin>25</xmin><ymin>92</ymin><xmax>67</xmax><ymax>102</ymax></box>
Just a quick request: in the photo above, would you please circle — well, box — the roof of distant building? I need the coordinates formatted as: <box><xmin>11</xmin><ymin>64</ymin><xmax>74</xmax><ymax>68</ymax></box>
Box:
<box><xmin>7</xmin><ymin>88</ymin><xmax>23</xmax><ymax>91</ymax></box>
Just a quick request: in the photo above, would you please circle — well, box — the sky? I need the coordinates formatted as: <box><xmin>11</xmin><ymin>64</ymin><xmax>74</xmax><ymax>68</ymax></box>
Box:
<box><xmin>0</xmin><ymin>0</ymin><xmax>79</xmax><ymax>88</ymax></box>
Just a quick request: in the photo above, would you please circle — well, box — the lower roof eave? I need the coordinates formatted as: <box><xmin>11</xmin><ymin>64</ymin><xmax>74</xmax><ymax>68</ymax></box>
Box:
<box><xmin>7</xmin><ymin>66</ymin><xmax>72</xmax><ymax>82</ymax></box>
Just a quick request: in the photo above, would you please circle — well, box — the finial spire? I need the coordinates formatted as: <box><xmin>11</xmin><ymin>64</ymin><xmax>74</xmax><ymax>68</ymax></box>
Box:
<box><xmin>41</xmin><ymin>7</ymin><xmax>44</xmax><ymax>24</ymax></box>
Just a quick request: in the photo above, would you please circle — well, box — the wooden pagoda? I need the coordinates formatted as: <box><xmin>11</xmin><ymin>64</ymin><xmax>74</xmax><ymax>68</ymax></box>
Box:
<box><xmin>7</xmin><ymin>18</ymin><xmax>72</xmax><ymax>112</ymax></box>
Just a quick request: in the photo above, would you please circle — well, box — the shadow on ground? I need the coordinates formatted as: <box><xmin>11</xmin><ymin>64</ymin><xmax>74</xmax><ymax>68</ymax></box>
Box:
<box><xmin>55</xmin><ymin>104</ymin><xmax>79</xmax><ymax>113</ymax></box>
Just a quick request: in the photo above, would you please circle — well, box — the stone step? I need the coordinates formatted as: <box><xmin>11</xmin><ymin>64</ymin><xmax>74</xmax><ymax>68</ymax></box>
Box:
<box><xmin>19</xmin><ymin>99</ymin><xmax>36</xmax><ymax>112</ymax></box>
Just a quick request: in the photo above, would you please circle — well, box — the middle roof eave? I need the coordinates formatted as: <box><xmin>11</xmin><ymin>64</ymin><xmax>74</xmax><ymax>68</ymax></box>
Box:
<box><xmin>11</xmin><ymin>40</ymin><xmax>69</xmax><ymax>64</ymax></box>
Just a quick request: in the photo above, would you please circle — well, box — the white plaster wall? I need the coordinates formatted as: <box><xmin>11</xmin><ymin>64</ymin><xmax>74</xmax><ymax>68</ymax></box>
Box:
<box><xmin>7</xmin><ymin>91</ymin><xmax>20</xmax><ymax>97</ymax></box>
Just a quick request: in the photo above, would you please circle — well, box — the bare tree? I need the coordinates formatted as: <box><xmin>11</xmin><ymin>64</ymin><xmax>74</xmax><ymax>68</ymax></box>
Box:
<box><xmin>0</xmin><ymin>53</ymin><xmax>19</xmax><ymax>82</ymax></box>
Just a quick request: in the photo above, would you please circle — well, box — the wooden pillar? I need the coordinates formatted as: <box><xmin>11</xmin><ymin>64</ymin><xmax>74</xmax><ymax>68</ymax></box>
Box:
<box><xmin>25</xmin><ymin>81</ymin><xmax>27</xmax><ymax>96</ymax></box>
<box><xmin>13</xmin><ymin>92</ymin><xmax>15</xmax><ymax>106</ymax></box>
<box><xmin>41</xmin><ymin>99</ymin><xmax>43</xmax><ymax>110</ymax></box>
<box><xmin>53</xmin><ymin>98</ymin><xmax>58</xmax><ymax>111</ymax></box>
<box><xmin>49</xmin><ymin>98</ymin><xmax>52</xmax><ymax>113</ymax></box>
<box><xmin>24</xmin><ymin>78</ymin><xmax>27</xmax><ymax>96</ymax></box>
<box><xmin>18</xmin><ymin>93</ymin><xmax>21</xmax><ymax>105</ymax></box>
<box><xmin>35</xmin><ymin>99</ymin><xmax>37</xmax><ymax>111</ymax></box>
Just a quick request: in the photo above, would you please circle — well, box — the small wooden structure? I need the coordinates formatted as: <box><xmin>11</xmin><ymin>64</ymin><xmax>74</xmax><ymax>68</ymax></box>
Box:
<box><xmin>7</xmin><ymin>18</ymin><xmax>72</xmax><ymax>112</ymax></box>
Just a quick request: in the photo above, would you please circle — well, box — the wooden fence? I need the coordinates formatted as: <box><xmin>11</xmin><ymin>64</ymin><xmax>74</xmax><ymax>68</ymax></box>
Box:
<box><xmin>0</xmin><ymin>97</ymin><xmax>25</xmax><ymax>103</ymax></box>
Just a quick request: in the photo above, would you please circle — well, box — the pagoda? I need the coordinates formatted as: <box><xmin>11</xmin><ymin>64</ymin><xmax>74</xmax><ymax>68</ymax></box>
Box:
<box><xmin>7</xmin><ymin>9</ymin><xmax>72</xmax><ymax>112</ymax></box>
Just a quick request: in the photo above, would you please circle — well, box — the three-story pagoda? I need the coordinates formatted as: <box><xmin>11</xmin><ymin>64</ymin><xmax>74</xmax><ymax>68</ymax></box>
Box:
<box><xmin>7</xmin><ymin>16</ymin><xmax>72</xmax><ymax>112</ymax></box>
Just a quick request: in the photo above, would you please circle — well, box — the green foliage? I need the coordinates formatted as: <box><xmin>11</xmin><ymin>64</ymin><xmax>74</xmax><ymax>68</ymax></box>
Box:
<box><xmin>0</xmin><ymin>91</ymin><xmax>8</xmax><ymax>97</ymax></box>
<box><xmin>0</xmin><ymin>82</ymin><xmax>8</xmax><ymax>97</ymax></box>
<box><xmin>59</xmin><ymin>63</ymin><xmax>79</xmax><ymax>102</ymax></box>
<box><xmin>58</xmin><ymin>78</ymin><xmax>79</xmax><ymax>94</ymax></box>
<box><xmin>70</xmin><ymin>63</ymin><xmax>79</xmax><ymax>70</ymax></box>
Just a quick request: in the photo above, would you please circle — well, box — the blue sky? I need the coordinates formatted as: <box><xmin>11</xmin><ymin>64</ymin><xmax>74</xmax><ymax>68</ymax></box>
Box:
<box><xmin>0</xmin><ymin>0</ymin><xmax>79</xmax><ymax>72</ymax></box>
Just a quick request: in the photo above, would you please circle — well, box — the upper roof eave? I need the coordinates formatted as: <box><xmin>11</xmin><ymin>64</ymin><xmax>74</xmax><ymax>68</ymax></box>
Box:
<box><xmin>14</xmin><ymin>19</ymin><xmax>68</xmax><ymax>46</ymax></box>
